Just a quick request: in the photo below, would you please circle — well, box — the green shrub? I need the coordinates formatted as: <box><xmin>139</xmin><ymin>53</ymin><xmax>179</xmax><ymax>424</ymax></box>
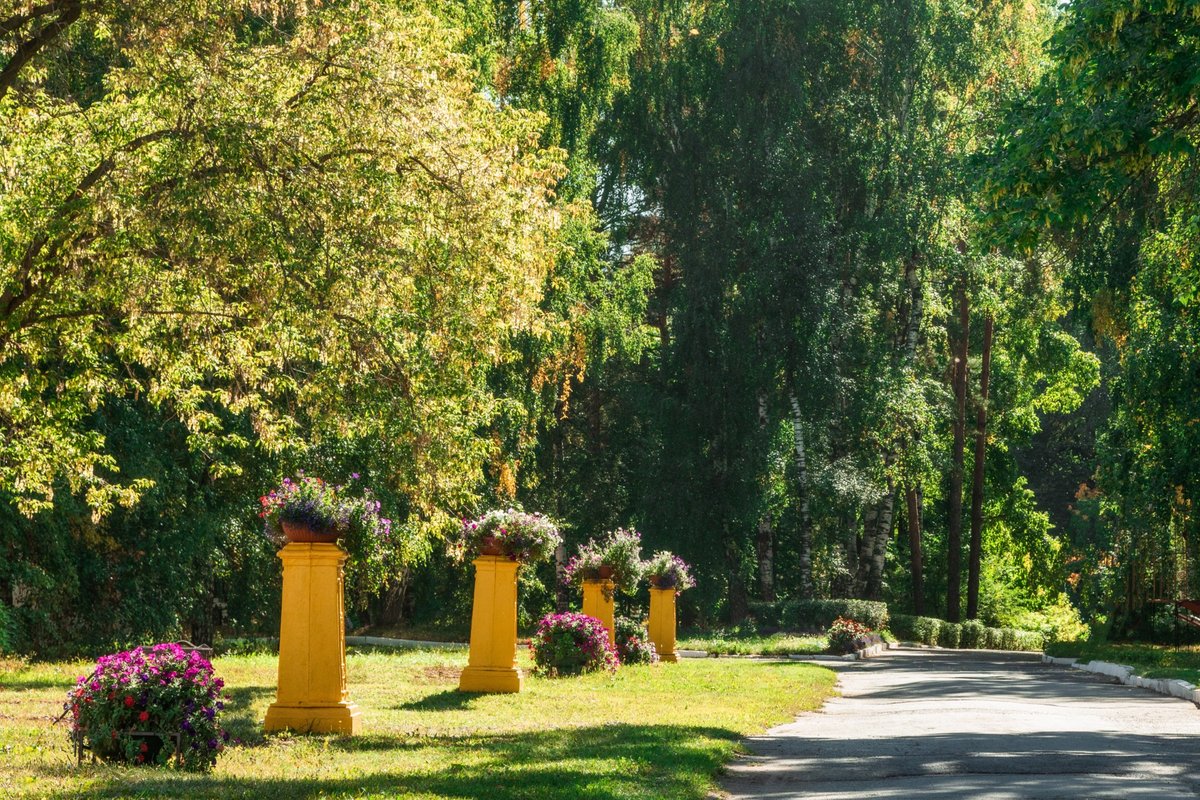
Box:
<box><xmin>938</xmin><ymin>622</ymin><xmax>962</xmax><ymax>648</ymax></box>
<box><xmin>749</xmin><ymin>599</ymin><xmax>888</xmax><ymax>632</ymax></box>
<box><xmin>0</xmin><ymin>602</ymin><xmax>12</xmax><ymax>654</ymax></box>
<box><xmin>960</xmin><ymin>621</ymin><xmax>985</xmax><ymax>649</ymax></box>
<box><xmin>890</xmin><ymin>614</ymin><xmax>1042</xmax><ymax>652</ymax></box>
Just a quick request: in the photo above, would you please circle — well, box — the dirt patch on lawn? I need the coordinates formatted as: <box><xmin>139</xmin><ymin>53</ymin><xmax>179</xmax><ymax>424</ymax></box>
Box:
<box><xmin>415</xmin><ymin>665</ymin><xmax>461</xmax><ymax>685</ymax></box>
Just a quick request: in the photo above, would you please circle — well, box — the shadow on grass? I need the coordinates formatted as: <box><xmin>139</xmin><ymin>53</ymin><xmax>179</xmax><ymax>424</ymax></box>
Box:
<box><xmin>219</xmin><ymin>685</ymin><xmax>276</xmax><ymax>745</ymax></box>
<box><xmin>394</xmin><ymin>689</ymin><xmax>477</xmax><ymax>712</ymax></box>
<box><xmin>36</xmin><ymin>723</ymin><xmax>742</xmax><ymax>799</ymax></box>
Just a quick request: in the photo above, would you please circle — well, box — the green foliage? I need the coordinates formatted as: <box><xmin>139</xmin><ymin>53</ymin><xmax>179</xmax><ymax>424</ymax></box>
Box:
<box><xmin>891</xmin><ymin>614</ymin><xmax>1043</xmax><ymax>651</ymax></box>
<box><xmin>614</xmin><ymin>616</ymin><xmax>657</xmax><ymax>665</ymax></box>
<box><xmin>751</xmin><ymin>599</ymin><xmax>890</xmax><ymax>632</ymax></box>
<box><xmin>0</xmin><ymin>601</ymin><xmax>12</xmax><ymax>654</ymax></box>
<box><xmin>938</xmin><ymin>622</ymin><xmax>963</xmax><ymax>649</ymax></box>
<box><xmin>960</xmin><ymin>621</ymin><xmax>986</xmax><ymax>649</ymax></box>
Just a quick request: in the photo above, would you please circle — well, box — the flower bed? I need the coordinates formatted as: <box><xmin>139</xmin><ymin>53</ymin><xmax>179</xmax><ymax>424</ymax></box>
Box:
<box><xmin>530</xmin><ymin>613</ymin><xmax>619</xmax><ymax>676</ymax></box>
<box><xmin>454</xmin><ymin>508</ymin><xmax>562</xmax><ymax>565</ymax></box>
<box><xmin>644</xmin><ymin>551</ymin><xmax>695</xmax><ymax>593</ymax></box>
<box><xmin>564</xmin><ymin>528</ymin><xmax>645</xmax><ymax>594</ymax></box>
<box><xmin>615</xmin><ymin>617</ymin><xmax>658</xmax><ymax>665</ymax></box>
<box><xmin>65</xmin><ymin>643</ymin><xmax>229</xmax><ymax>771</ymax></box>
<box><xmin>259</xmin><ymin>473</ymin><xmax>395</xmax><ymax>598</ymax></box>
<box><xmin>826</xmin><ymin>617</ymin><xmax>881</xmax><ymax>655</ymax></box>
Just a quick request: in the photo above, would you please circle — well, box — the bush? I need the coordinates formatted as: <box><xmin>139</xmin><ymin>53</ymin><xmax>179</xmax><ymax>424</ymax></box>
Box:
<box><xmin>938</xmin><ymin>622</ymin><xmax>962</xmax><ymax>649</ymax></box>
<box><xmin>960</xmin><ymin>620</ymin><xmax>986</xmax><ymax>649</ymax></box>
<box><xmin>0</xmin><ymin>602</ymin><xmax>12</xmax><ymax>654</ymax></box>
<box><xmin>891</xmin><ymin>614</ymin><xmax>941</xmax><ymax>646</ymax></box>
<box><xmin>827</xmin><ymin>617</ymin><xmax>872</xmax><ymax>655</ymax></box>
<box><xmin>530</xmin><ymin>612</ymin><xmax>619</xmax><ymax>676</ymax></box>
<box><xmin>65</xmin><ymin>643</ymin><xmax>229</xmax><ymax>771</ymax></box>
<box><xmin>891</xmin><ymin>614</ymin><xmax>1044</xmax><ymax>652</ymax></box>
<box><xmin>614</xmin><ymin>617</ymin><xmax>658</xmax><ymax>665</ymax></box>
<box><xmin>750</xmin><ymin>599</ymin><xmax>889</xmax><ymax>632</ymax></box>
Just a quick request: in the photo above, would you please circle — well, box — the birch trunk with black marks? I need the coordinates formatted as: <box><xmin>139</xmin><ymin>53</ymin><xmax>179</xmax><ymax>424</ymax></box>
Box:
<box><xmin>788</xmin><ymin>390</ymin><xmax>814</xmax><ymax>598</ymax></box>
<box><xmin>756</xmin><ymin>391</ymin><xmax>776</xmax><ymax>601</ymax></box>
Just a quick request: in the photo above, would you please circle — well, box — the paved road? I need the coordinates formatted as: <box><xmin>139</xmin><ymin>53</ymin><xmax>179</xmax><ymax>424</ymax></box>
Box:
<box><xmin>721</xmin><ymin>648</ymin><xmax>1200</xmax><ymax>799</ymax></box>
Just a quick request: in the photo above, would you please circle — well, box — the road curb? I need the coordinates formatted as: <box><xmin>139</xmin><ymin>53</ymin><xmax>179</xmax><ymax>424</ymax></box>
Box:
<box><xmin>1043</xmin><ymin>653</ymin><xmax>1200</xmax><ymax>706</ymax></box>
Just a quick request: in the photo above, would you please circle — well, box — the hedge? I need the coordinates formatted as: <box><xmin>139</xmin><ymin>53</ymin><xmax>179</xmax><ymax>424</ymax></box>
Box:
<box><xmin>749</xmin><ymin>598</ymin><xmax>890</xmax><ymax>632</ymax></box>
<box><xmin>890</xmin><ymin>614</ymin><xmax>1043</xmax><ymax>652</ymax></box>
<box><xmin>0</xmin><ymin>602</ymin><xmax>13</xmax><ymax>654</ymax></box>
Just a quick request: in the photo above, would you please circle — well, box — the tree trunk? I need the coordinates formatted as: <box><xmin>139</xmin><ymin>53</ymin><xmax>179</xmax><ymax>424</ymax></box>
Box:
<box><xmin>788</xmin><ymin>391</ymin><xmax>814</xmax><ymax>597</ymax></box>
<box><xmin>555</xmin><ymin>543</ymin><xmax>570</xmax><ymax>612</ymax></box>
<box><xmin>756</xmin><ymin>391</ymin><xmax>775</xmax><ymax>600</ymax></box>
<box><xmin>856</xmin><ymin>505</ymin><xmax>878</xmax><ymax>596</ymax></box>
<box><xmin>756</xmin><ymin>515</ymin><xmax>775</xmax><ymax>601</ymax></box>
<box><xmin>966</xmin><ymin>314</ymin><xmax>994</xmax><ymax>620</ymax></box>
<box><xmin>947</xmin><ymin>283</ymin><xmax>969</xmax><ymax>622</ymax></box>
<box><xmin>866</xmin><ymin>488</ymin><xmax>896</xmax><ymax>600</ymax></box>
<box><xmin>907</xmin><ymin>485</ymin><xmax>924</xmax><ymax>615</ymax></box>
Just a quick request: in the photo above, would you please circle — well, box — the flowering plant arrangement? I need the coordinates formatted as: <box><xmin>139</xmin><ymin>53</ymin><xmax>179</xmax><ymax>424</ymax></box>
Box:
<box><xmin>64</xmin><ymin>643</ymin><xmax>229</xmax><ymax>771</ymax></box>
<box><xmin>644</xmin><ymin>550</ymin><xmax>696</xmax><ymax>593</ymax></box>
<box><xmin>826</xmin><ymin>617</ymin><xmax>873</xmax><ymax>655</ymax></box>
<box><xmin>453</xmin><ymin>508</ymin><xmax>562</xmax><ymax>564</ymax></box>
<box><xmin>529</xmin><ymin>612</ymin><xmax>619</xmax><ymax>676</ymax></box>
<box><xmin>259</xmin><ymin>473</ymin><xmax>394</xmax><ymax>598</ymax></box>
<box><xmin>614</xmin><ymin>616</ymin><xmax>658</xmax><ymax>665</ymax></box>
<box><xmin>563</xmin><ymin>528</ymin><xmax>645</xmax><ymax>594</ymax></box>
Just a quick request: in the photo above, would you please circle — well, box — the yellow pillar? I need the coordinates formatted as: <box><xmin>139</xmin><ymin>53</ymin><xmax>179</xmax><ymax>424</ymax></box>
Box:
<box><xmin>265</xmin><ymin>543</ymin><xmax>362</xmax><ymax>734</ymax></box>
<box><xmin>582</xmin><ymin>579</ymin><xmax>616</xmax><ymax>648</ymax></box>
<box><xmin>459</xmin><ymin>556</ymin><xmax>523</xmax><ymax>693</ymax></box>
<box><xmin>649</xmin><ymin>587</ymin><xmax>679</xmax><ymax>663</ymax></box>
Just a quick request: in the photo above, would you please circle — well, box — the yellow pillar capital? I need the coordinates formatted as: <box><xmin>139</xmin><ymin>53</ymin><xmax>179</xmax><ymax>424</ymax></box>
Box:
<box><xmin>264</xmin><ymin>542</ymin><xmax>362</xmax><ymax>734</ymax></box>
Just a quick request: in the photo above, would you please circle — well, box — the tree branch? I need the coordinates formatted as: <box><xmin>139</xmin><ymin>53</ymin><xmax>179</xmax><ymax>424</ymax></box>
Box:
<box><xmin>0</xmin><ymin>0</ymin><xmax>82</xmax><ymax>101</ymax></box>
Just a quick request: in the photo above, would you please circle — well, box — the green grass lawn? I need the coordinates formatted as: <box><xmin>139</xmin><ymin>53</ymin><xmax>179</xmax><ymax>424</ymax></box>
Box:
<box><xmin>676</xmin><ymin>631</ymin><xmax>828</xmax><ymax>656</ymax></box>
<box><xmin>1044</xmin><ymin>640</ymin><xmax>1200</xmax><ymax>684</ymax></box>
<box><xmin>0</xmin><ymin>648</ymin><xmax>835</xmax><ymax>799</ymax></box>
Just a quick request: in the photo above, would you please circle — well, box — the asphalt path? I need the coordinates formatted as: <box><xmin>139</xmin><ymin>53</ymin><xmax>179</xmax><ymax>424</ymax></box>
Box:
<box><xmin>721</xmin><ymin>647</ymin><xmax>1200</xmax><ymax>799</ymax></box>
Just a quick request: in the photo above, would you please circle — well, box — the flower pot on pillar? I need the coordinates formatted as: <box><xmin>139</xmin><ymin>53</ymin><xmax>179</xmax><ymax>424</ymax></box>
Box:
<box><xmin>581</xmin><ymin>578</ymin><xmax>617</xmax><ymax>647</ymax></box>
<box><xmin>648</xmin><ymin>586</ymin><xmax>679</xmax><ymax>663</ymax></box>
<box><xmin>459</xmin><ymin>555</ymin><xmax>523</xmax><ymax>693</ymax></box>
<box><xmin>265</xmin><ymin>543</ymin><xmax>362</xmax><ymax>734</ymax></box>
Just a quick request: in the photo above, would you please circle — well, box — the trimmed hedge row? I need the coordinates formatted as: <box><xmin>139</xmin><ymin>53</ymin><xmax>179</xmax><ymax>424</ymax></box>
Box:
<box><xmin>749</xmin><ymin>599</ymin><xmax>889</xmax><ymax>632</ymax></box>
<box><xmin>890</xmin><ymin>614</ymin><xmax>1043</xmax><ymax>652</ymax></box>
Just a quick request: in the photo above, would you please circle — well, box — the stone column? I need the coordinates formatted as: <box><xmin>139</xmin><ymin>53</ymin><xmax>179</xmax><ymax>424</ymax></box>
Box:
<box><xmin>582</xmin><ymin>578</ymin><xmax>616</xmax><ymax>647</ymax></box>
<box><xmin>648</xmin><ymin>587</ymin><xmax>679</xmax><ymax>663</ymax></box>
<box><xmin>264</xmin><ymin>543</ymin><xmax>362</xmax><ymax>734</ymax></box>
<box><xmin>459</xmin><ymin>555</ymin><xmax>523</xmax><ymax>693</ymax></box>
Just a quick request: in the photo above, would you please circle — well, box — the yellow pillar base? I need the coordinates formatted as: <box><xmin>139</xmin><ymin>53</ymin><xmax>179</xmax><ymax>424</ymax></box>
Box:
<box><xmin>459</xmin><ymin>556</ymin><xmax>523</xmax><ymax>694</ymax></box>
<box><xmin>649</xmin><ymin>587</ymin><xmax>678</xmax><ymax>663</ymax></box>
<box><xmin>264</xmin><ymin>702</ymin><xmax>362</xmax><ymax>734</ymax></box>
<box><xmin>264</xmin><ymin>543</ymin><xmax>361</xmax><ymax>734</ymax></box>
<box><xmin>459</xmin><ymin>666</ymin><xmax>523</xmax><ymax>693</ymax></box>
<box><xmin>582</xmin><ymin>578</ymin><xmax>617</xmax><ymax>647</ymax></box>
